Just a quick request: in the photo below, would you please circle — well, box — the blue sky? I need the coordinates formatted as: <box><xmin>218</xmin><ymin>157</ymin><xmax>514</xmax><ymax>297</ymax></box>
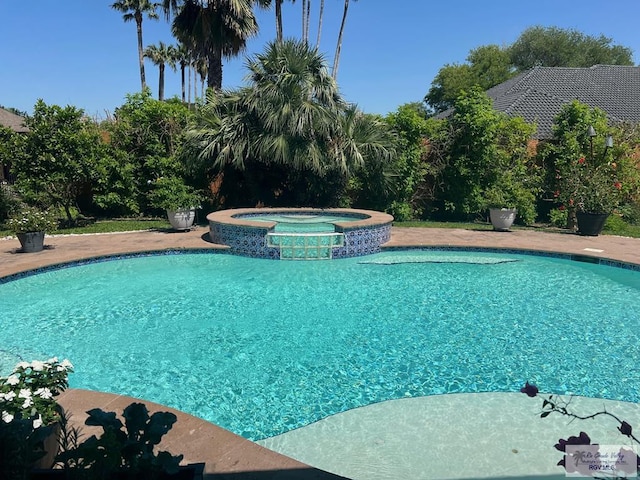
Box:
<box><xmin>1</xmin><ymin>1</ymin><xmax>639</xmax><ymax>119</ymax></box>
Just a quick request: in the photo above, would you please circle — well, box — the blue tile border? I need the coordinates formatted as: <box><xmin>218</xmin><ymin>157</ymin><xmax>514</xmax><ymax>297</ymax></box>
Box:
<box><xmin>0</xmin><ymin>248</ymin><xmax>224</xmax><ymax>285</ymax></box>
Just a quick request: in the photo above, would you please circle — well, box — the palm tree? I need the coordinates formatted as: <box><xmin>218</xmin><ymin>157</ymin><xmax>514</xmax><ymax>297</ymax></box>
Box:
<box><xmin>332</xmin><ymin>0</ymin><xmax>358</xmax><ymax>80</ymax></box>
<box><xmin>183</xmin><ymin>39</ymin><xmax>392</xmax><ymax>207</ymax></box>
<box><xmin>111</xmin><ymin>0</ymin><xmax>159</xmax><ymax>91</ymax></box>
<box><xmin>164</xmin><ymin>0</ymin><xmax>265</xmax><ymax>90</ymax></box>
<box><xmin>144</xmin><ymin>41</ymin><xmax>176</xmax><ymax>100</ymax></box>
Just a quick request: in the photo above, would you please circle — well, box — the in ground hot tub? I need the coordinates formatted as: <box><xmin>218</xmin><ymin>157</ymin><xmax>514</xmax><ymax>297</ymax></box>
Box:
<box><xmin>207</xmin><ymin>208</ymin><xmax>394</xmax><ymax>260</ymax></box>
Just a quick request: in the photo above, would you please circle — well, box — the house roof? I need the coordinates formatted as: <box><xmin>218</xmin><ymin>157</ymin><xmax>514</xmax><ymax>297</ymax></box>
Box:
<box><xmin>0</xmin><ymin>107</ymin><xmax>28</xmax><ymax>133</ymax></box>
<box><xmin>440</xmin><ymin>65</ymin><xmax>640</xmax><ymax>139</ymax></box>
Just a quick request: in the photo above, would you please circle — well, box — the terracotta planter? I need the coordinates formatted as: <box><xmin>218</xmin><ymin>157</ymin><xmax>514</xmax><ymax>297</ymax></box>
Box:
<box><xmin>167</xmin><ymin>208</ymin><xmax>196</xmax><ymax>231</ymax></box>
<box><xmin>576</xmin><ymin>212</ymin><xmax>609</xmax><ymax>236</ymax></box>
<box><xmin>489</xmin><ymin>208</ymin><xmax>517</xmax><ymax>232</ymax></box>
<box><xmin>17</xmin><ymin>231</ymin><xmax>45</xmax><ymax>252</ymax></box>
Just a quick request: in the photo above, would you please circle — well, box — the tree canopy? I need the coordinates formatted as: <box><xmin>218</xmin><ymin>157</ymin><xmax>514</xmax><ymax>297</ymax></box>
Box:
<box><xmin>425</xmin><ymin>26</ymin><xmax>634</xmax><ymax>113</ymax></box>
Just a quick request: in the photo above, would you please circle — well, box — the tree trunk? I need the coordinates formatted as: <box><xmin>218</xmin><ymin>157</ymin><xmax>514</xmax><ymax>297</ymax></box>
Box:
<box><xmin>275</xmin><ymin>0</ymin><xmax>283</xmax><ymax>42</ymax></box>
<box><xmin>316</xmin><ymin>0</ymin><xmax>324</xmax><ymax>48</ymax></box>
<box><xmin>181</xmin><ymin>63</ymin><xmax>186</xmax><ymax>102</ymax></box>
<box><xmin>188</xmin><ymin>63</ymin><xmax>192</xmax><ymax>104</ymax></box>
<box><xmin>159</xmin><ymin>63</ymin><xmax>165</xmax><ymax>101</ymax></box>
<box><xmin>136</xmin><ymin>15</ymin><xmax>146</xmax><ymax>91</ymax></box>
<box><xmin>332</xmin><ymin>0</ymin><xmax>349</xmax><ymax>80</ymax></box>
<box><xmin>301</xmin><ymin>0</ymin><xmax>307</xmax><ymax>43</ymax></box>
<box><xmin>207</xmin><ymin>49</ymin><xmax>223</xmax><ymax>90</ymax></box>
<box><xmin>305</xmin><ymin>0</ymin><xmax>311</xmax><ymax>44</ymax></box>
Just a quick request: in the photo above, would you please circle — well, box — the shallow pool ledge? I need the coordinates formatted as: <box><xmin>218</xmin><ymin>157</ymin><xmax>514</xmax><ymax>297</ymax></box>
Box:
<box><xmin>58</xmin><ymin>389</ymin><xmax>347</xmax><ymax>479</ymax></box>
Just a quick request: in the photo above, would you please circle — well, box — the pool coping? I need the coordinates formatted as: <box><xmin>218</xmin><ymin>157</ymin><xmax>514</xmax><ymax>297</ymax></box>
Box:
<box><xmin>2</xmin><ymin>225</ymin><xmax>640</xmax><ymax>478</ymax></box>
<box><xmin>206</xmin><ymin>207</ymin><xmax>394</xmax><ymax>230</ymax></box>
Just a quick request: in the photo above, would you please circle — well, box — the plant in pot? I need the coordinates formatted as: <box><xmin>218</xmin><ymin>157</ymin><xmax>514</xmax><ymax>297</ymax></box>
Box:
<box><xmin>148</xmin><ymin>177</ymin><xmax>203</xmax><ymax>231</ymax></box>
<box><xmin>570</xmin><ymin>156</ymin><xmax>622</xmax><ymax>236</ymax></box>
<box><xmin>483</xmin><ymin>185</ymin><xmax>518</xmax><ymax>232</ymax></box>
<box><xmin>53</xmin><ymin>402</ymin><xmax>204</xmax><ymax>479</ymax></box>
<box><xmin>0</xmin><ymin>358</ymin><xmax>73</xmax><ymax>478</ymax></box>
<box><xmin>6</xmin><ymin>206</ymin><xmax>58</xmax><ymax>252</ymax></box>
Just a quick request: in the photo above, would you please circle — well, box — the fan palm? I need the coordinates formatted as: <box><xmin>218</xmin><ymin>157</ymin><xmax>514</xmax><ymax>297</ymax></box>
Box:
<box><xmin>183</xmin><ymin>39</ymin><xmax>393</xmax><ymax>206</ymax></box>
<box><xmin>169</xmin><ymin>0</ymin><xmax>262</xmax><ymax>90</ymax></box>
<box><xmin>144</xmin><ymin>41</ymin><xmax>177</xmax><ymax>100</ymax></box>
<box><xmin>111</xmin><ymin>0</ymin><xmax>159</xmax><ymax>91</ymax></box>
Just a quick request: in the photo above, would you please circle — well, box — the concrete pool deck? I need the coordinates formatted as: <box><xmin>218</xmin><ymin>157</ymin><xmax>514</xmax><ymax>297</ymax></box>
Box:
<box><xmin>2</xmin><ymin>225</ymin><xmax>640</xmax><ymax>479</ymax></box>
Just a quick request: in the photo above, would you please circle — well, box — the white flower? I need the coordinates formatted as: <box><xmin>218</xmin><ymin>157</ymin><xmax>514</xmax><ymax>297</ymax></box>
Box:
<box><xmin>5</xmin><ymin>375</ymin><xmax>20</xmax><ymax>386</ymax></box>
<box><xmin>16</xmin><ymin>362</ymin><xmax>29</xmax><ymax>369</ymax></box>
<box><xmin>60</xmin><ymin>359</ymin><xmax>73</xmax><ymax>370</ymax></box>
<box><xmin>1</xmin><ymin>411</ymin><xmax>14</xmax><ymax>423</ymax></box>
<box><xmin>33</xmin><ymin>415</ymin><xmax>43</xmax><ymax>429</ymax></box>
<box><xmin>18</xmin><ymin>389</ymin><xmax>33</xmax><ymax>408</ymax></box>
<box><xmin>46</xmin><ymin>357</ymin><xmax>59</xmax><ymax>364</ymax></box>
<box><xmin>0</xmin><ymin>391</ymin><xmax>16</xmax><ymax>402</ymax></box>
<box><xmin>35</xmin><ymin>387</ymin><xmax>53</xmax><ymax>399</ymax></box>
<box><xmin>31</xmin><ymin>360</ymin><xmax>45</xmax><ymax>371</ymax></box>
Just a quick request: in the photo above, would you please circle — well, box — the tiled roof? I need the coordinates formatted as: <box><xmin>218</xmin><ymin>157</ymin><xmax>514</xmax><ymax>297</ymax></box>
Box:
<box><xmin>485</xmin><ymin>65</ymin><xmax>640</xmax><ymax>138</ymax></box>
<box><xmin>0</xmin><ymin>107</ymin><xmax>28</xmax><ymax>133</ymax></box>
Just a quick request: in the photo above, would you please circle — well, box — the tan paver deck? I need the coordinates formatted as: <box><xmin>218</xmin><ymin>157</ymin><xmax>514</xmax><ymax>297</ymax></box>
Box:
<box><xmin>2</xmin><ymin>224</ymin><xmax>639</xmax><ymax>479</ymax></box>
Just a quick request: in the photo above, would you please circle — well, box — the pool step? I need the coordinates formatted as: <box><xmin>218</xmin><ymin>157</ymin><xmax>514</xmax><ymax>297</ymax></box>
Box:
<box><xmin>266</xmin><ymin>233</ymin><xmax>345</xmax><ymax>260</ymax></box>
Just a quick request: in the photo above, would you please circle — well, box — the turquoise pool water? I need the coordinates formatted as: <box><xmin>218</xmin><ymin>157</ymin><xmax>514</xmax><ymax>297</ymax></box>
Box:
<box><xmin>238</xmin><ymin>213</ymin><xmax>362</xmax><ymax>232</ymax></box>
<box><xmin>1</xmin><ymin>250</ymin><xmax>639</xmax><ymax>440</ymax></box>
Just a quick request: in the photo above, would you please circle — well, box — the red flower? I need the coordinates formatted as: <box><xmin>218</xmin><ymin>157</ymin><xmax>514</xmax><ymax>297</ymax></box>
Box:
<box><xmin>553</xmin><ymin>190</ymin><xmax>560</xmax><ymax>198</ymax></box>
<box><xmin>614</xmin><ymin>182</ymin><xmax>622</xmax><ymax>190</ymax></box>
<box><xmin>558</xmin><ymin>205</ymin><xmax>566</xmax><ymax>211</ymax></box>
<box><xmin>578</xmin><ymin>157</ymin><xmax>586</xmax><ymax>164</ymax></box>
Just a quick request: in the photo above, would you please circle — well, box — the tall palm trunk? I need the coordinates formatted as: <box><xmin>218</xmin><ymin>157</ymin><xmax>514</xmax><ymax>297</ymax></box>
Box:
<box><xmin>208</xmin><ymin>49</ymin><xmax>223</xmax><ymax>90</ymax></box>
<box><xmin>180</xmin><ymin>62</ymin><xmax>186</xmax><ymax>102</ymax></box>
<box><xmin>301</xmin><ymin>0</ymin><xmax>307</xmax><ymax>43</ymax></box>
<box><xmin>332</xmin><ymin>0</ymin><xmax>350</xmax><ymax>80</ymax></box>
<box><xmin>316</xmin><ymin>0</ymin><xmax>324</xmax><ymax>48</ymax></box>
<box><xmin>135</xmin><ymin>13</ymin><xmax>147</xmax><ymax>90</ymax></box>
<box><xmin>188</xmin><ymin>62</ymin><xmax>192</xmax><ymax>104</ymax></box>
<box><xmin>305</xmin><ymin>1</ymin><xmax>311</xmax><ymax>43</ymax></box>
<box><xmin>275</xmin><ymin>0</ymin><xmax>283</xmax><ymax>42</ymax></box>
<box><xmin>158</xmin><ymin>63</ymin><xmax>165</xmax><ymax>101</ymax></box>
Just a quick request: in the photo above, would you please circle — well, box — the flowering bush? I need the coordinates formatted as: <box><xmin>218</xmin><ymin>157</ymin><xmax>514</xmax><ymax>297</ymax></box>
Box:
<box><xmin>558</xmin><ymin>156</ymin><xmax>623</xmax><ymax>214</ymax></box>
<box><xmin>0</xmin><ymin>357</ymin><xmax>73</xmax><ymax>428</ymax></box>
<box><xmin>6</xmin><ymin>206</ymin><xmax>58</xmax><ymax>234</ymax></box>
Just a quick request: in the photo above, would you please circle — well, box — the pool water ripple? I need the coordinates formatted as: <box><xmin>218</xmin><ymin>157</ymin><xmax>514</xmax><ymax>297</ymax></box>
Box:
<box><xmin>1</xmin><ymin>250</ymin><xmax>639</xmax><ymax>440</ymax></box>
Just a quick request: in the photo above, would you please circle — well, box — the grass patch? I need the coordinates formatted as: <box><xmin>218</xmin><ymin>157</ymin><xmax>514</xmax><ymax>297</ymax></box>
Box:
<box><xmin>0</xmin><ymin>218</ymin><xmax>171</xmax><ymax>237</ymax></box>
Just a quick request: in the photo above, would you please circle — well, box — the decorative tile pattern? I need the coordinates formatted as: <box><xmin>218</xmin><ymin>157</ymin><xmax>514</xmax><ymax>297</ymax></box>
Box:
<box><xmin>210</xmin><ymin>218</ymin><xmax>393</xmax><ymax>260</ymax></box>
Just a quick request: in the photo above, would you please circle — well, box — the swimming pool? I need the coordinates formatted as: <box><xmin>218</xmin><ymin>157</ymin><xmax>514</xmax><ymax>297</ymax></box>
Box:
<box><xmin>1</xmin><ymin>250</ymin><xmax>639</xmax><ymax>441</ymax></box>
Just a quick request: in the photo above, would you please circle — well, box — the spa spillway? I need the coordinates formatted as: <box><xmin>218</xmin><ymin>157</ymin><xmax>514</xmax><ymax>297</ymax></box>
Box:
<box><xmin>207</xmin><ymin>208</ymin><xmax>394</xmax><ymax>260</ymax></box>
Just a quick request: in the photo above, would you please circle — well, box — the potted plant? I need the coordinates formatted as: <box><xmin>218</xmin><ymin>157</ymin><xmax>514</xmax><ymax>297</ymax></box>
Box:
<box><xmin>6</xmin><ymin>206</ymin><xmax>58</xmax><ymax>252</ymax></box>
<box><xmin>0</xmin><ymin>358</ymin><xmax>73</xmax><ymax>477</ymax></box>
<box><xmin>564</xmin><ymin>156</ymin><xmax>622</xmax><ymax>236</ymax></box>
<box><xmin>148</xmin><ymin>177</ymin><xmax>203</xmax><ymax>231</ymax></box>
<box><xmin>483</xmin><ymin>185</ymin><xmax>518</xmax><ymax>231</ymax></box>
<box><xmin>52</xmin><ymin>402</ymin><xmax>204</xmax><ymax>479</ymax></box>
